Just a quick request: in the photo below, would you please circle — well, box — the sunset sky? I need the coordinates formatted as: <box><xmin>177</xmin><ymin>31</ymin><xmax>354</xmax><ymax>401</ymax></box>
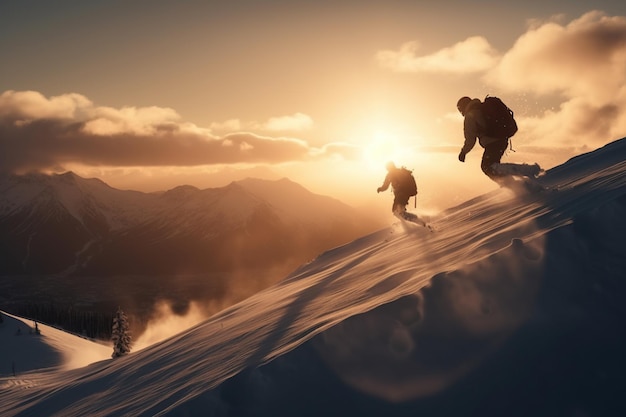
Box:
<box><xmin>1</xmin><ymin>1</ymin><xmax>625</xmax><ymax>212</ymax></box>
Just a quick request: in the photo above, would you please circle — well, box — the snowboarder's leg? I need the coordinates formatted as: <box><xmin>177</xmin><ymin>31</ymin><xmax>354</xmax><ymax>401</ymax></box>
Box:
<box><xmin>392</xmin><ymin>194</ymin><xmax>409</xmax><ymax>215</ymax></box>
<box><xmin>481</xmin><ymin>139</ymin><xmax>509</xmax><ymax>180</ymax></box>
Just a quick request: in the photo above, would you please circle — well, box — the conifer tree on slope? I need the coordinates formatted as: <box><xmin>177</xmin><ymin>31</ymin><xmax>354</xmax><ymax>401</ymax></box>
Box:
<box><xmin>111</xmin><ymin>307</ymin><xmax>132</xmax><ymax>358</ymax></box>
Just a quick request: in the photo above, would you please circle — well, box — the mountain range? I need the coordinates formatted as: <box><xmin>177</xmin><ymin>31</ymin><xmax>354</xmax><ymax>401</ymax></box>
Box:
<box><xmin>0</xmin><ymin>173</ymin><xmax>384</xmax><ymax>323</ymax></box>
<box><xmin>0</xmin><ymin>173</ymin><xmax>380</xmax><ymax>276</ymax></box>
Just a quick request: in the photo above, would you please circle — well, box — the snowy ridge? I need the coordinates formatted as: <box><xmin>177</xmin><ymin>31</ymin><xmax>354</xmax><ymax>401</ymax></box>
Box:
<box><xmin>0</xmin><ymin>171</ymin><xmax>154</xmax><ymax>231</ymax></box>
<box><xmin>0</xmin><ymin>311</ymin><xmax>111</xmax><ymax>377</ymax></box>
<box><xmin>0</xmin><ymin>173</ymin><xmax>357</xmax><ymax>234</ymax></box>
<box><xmin>236</xmin><ymin>177</ymin><xmax>353</xmax><ymax>224</ymax></box>
<box><xmin>1</xmin><ymin>138</ymin><xmax>625</xmax><ymax>416</ymax></box>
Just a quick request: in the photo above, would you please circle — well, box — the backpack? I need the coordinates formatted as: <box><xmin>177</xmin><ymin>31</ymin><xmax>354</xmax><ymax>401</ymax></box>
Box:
<box><xmin>397</xmin><ymin>167</ymin><xmax>418</xmax><ymax>196</ymax></box>
<box><xmin>481</xmin><ymin>96</ymin><xmax>518</xmax><ymax>138</ymax></box>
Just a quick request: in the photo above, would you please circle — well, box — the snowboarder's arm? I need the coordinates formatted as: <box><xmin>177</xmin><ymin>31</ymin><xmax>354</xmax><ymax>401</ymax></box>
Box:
<box><xmin>460</xmin><ymin>114</ymin><xmax>478</xmax><ymax>156</ymax></box>
<box><xmin>377</xmin><ymin>174</ymin><xmax>392</xmax><ymax>192</ymax></box>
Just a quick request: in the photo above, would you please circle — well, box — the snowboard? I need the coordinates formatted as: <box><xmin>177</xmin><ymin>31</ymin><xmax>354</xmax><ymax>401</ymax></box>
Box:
<box><xmin>492</xmin><ymin>162</ymin><xmax>552</xmax><ymax>194</ymax></box>
<box><xmin>394</xmin><ymin>211</ymin><xmax>433</xmax><ymax>231</ymax></box>
<box><xmin>492</xmin><ymin>162</ymin><xmax>542</xmax><ymax>178</ymax></box>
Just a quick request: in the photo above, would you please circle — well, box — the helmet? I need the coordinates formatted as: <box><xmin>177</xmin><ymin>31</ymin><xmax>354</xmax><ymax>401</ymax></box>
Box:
<box><xmin>457</xmin><ymin>96</ymin><xmax>471</xmax><ymax>114</ymax></box>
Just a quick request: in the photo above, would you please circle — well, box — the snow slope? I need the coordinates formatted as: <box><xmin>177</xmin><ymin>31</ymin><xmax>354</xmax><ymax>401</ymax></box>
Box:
<box><xmin>0</xmin><ymin>311</ymin><xmax>111</xmax><ymax>377</ymax></box>
<box><xmin>1</xmin><ymin>138</ymin><xmax>625</xmax><ymax>417</ymax></box>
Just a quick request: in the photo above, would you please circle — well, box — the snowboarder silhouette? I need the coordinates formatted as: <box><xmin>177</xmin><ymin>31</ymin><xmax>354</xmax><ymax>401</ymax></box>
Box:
<box><xmin>377</xmin><ymin>161</ymin><xmax>427</xmax><ymax>227</ymax></box>
<box><xmin>456</xmin><ymin>96</ymin><xmax>541</xmax><ymax>184</ymax></box>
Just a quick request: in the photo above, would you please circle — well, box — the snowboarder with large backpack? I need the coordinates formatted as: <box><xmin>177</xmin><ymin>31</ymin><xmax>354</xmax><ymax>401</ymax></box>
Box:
<box><xmin>377</xmin><ymin>161</ymin><xmax>427</xmax><ymax>226</ymax></box>
<box><xmin>456</xmin><ymin>95</ymin><xmax>540</xmax><ymax>182</ymax></box>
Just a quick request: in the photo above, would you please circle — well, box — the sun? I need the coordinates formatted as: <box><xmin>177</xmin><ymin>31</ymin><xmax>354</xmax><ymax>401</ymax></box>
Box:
<box><xmin>361</xmin><ymin>130</ymin><xmax>418</xmax><ymax>172</ymax></box>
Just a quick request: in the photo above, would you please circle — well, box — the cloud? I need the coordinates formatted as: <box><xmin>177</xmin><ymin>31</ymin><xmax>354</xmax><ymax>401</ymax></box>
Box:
<box><xmin>314</xmin><ymin>142</ymin><xmax>362</xmax><ymax>161</ymax></box>
<box><xmin>487</xmin><ymin>11</ymin><xmax>626</xmax><ymax>101</ymax></box>
<box><xmin>210</xmin><ymin>118</ymin><xmax>242</xmax><ymax>132</ymax></box>
<box><xmin>485</xmin><ymin>11</ymin><xmax>626</xmax><ymax>148</ymax></box>
<box><xmin>0</xmin><ymin>90</ymin><xmax>325</xmax><ymax>174</ymax></box>
<box><xmin>83</xmin><ymin>105</ymin><xmax>186</xmax><ymax>136</ymax></box>
<box><xmin>261</xmin><ymin>112</ymin><xmax>313</xmax><ymax>131</ymax></box>
<box><xmin>211</xmin><ymin>113</ymin><xmax>314</xmax><ymax>133</ymax></box>
<box><xmin>376</xmin><ymin>37</ymin><xmax>499</xmax><ymax>73</ymax></box>
<box><xmin>0</xmin><ymin>90</ymin><xmax>92</xmax><ymax>120</ymax></box>
<box><xmin>517</xmin><ymin>98</ymin><xmax>620</xmax><ymax>152</ymax></box>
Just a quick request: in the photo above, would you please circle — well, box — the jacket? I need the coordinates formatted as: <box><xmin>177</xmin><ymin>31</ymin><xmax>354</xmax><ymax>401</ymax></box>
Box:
<box><xmin>379</xmin><ymin>168</ymin><xmax>405</xmax><ymax>194</ymax></box>
<box><xmin>461</xmin><ymin>98</ymin><xmax>507</xmax><ymax>154</ymax></box>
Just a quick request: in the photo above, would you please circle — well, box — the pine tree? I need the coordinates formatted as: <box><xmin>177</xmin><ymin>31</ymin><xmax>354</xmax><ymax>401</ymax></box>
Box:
<box><xmin>111</xmin><ymin>307</ymin><xmax>132</xmax><ymax>358</ymax></box>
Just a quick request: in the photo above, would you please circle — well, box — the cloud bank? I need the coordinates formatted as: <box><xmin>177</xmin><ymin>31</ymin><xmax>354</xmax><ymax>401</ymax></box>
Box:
<box><xmin>487</xmin><ymin>11</ymin><xmax>626</xmax><ymax>148</ymax></box>
<box><xmin>376</xmin><ymin>37</ymin><xmax>499</xmax><ymax>74</ymax></box>
<box><xmin>378</xmin><ymin>11</ymin><xmax>626</xmax><ymax>152</ymax></box>
<box><xmin>0</xmin><ymin>90</ymin><xmax>351</xmax><ymax>174</ymax></box>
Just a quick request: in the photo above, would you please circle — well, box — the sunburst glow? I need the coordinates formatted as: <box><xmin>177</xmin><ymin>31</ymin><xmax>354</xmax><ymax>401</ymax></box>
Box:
<box><xmin>362</xmin><ymin>130</ymin><xmax>420</xmax><ymax>172</ymax></box>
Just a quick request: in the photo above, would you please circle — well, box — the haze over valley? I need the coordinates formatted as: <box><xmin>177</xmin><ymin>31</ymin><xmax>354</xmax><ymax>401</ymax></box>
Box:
<box><xmin>0</xmin><ymin>173</ymin><xmax>384</xmax><ymax>335</ymax></box>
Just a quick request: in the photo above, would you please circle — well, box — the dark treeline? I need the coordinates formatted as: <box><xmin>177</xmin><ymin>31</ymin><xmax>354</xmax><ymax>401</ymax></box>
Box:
<box><xmin>5</xmin><ymin>303</ymin><xmax>117</xmax><ymax>341</ymax></box>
